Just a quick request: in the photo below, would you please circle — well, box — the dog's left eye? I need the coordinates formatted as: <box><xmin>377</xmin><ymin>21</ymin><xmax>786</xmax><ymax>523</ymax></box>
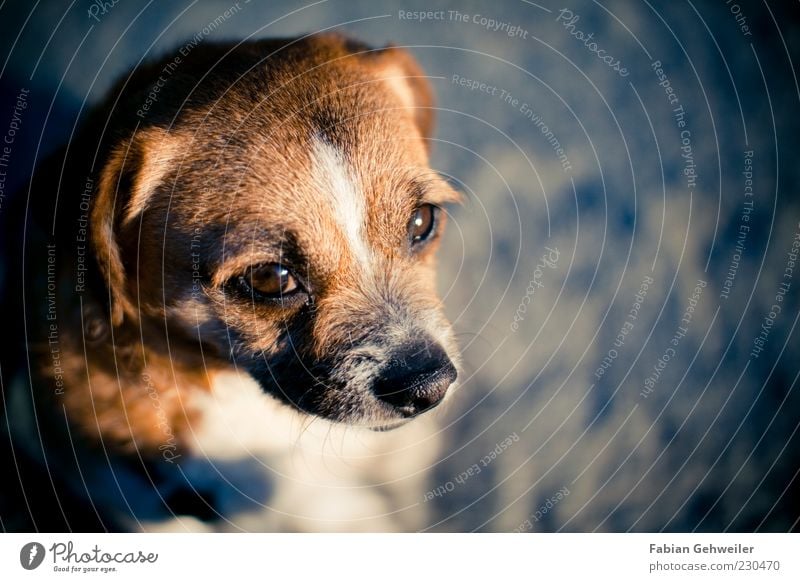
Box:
<box><xmin>409</xmin><ymin>204</ymin><xmax>439</xmax><ymax>248</ymax></box>
<box><xmin>238</xmin><ymin>263</ymin><xmax>303</xmax><ymax>302</ymax></box>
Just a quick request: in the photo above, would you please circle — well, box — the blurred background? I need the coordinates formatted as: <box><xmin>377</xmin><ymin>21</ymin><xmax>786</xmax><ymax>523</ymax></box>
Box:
<box><xmin>1</xmin><ymin>0</ymin><xmax>798</xmax><ymax>532</ymax></box>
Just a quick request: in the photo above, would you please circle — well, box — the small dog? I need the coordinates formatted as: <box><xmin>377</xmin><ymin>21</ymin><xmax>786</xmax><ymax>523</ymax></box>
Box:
<box><xmin>0</xmin><ymin>34</ymin><xmax>459</xmax><ymax>531</ymax></box>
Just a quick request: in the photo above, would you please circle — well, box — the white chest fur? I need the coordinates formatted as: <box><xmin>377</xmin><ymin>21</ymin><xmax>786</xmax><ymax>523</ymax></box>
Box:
<box><xmin>143</xmin><ymin>370</ymin><xmax>442</xmax><ymax>532</ymax></box>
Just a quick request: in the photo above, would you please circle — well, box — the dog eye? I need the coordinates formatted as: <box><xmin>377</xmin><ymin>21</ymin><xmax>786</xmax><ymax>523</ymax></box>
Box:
<box><xmin>409</xmin><ymin>204</ymin><xmax>438</xmax><ymax>247</ymax></box>
<box><xmin>242</xmin><ymin>263</ymin><xmax>300</xmax><ymax>298</ymax></box>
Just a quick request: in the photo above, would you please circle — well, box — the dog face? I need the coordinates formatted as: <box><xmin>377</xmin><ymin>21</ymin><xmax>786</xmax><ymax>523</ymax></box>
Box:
<box><xmin>91</xmin><ymin>35</ymin><xmax>459</xmax><ymax>429</ymax></box>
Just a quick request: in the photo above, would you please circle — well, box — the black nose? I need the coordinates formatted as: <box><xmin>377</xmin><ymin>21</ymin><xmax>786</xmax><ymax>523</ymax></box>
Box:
<box><xmin>372</xmin><ymin>342</ymin><xmax>457</xmax><ymax>417</ymax></box>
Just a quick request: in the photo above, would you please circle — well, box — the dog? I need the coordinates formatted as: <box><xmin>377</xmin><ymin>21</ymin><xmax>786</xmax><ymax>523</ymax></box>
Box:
<box><xmin>0</xmin><ymin>33</ymin><xmax>460</xmax><ymax>532</ymax></box>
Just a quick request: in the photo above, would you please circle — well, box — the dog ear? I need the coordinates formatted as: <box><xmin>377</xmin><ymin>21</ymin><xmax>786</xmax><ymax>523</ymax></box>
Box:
<box><xmin>91</xmin><ymin>127</ymin><xmax>178</xmax><ymax>327</ymax></box>
<box><xmin>359</xmin><ymin>44</ymin><xmax>436</xmax><ymax>146</ymax></box>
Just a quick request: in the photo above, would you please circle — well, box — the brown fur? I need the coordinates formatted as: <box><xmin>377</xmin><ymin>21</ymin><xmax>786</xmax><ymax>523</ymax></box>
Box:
<box><xmin>26</xmin><ymin>33</ymin><xmax>459</xmax><ymax>455</ymax></box>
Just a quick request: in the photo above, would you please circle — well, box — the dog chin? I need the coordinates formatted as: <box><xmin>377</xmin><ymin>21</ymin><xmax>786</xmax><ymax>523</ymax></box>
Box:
<box><xmin>267</xmin><ymin>390</ymin><xmax>413</xmax><ymax>431</ymax></box>
<box><xmin>303</xmin><ymin>405</ymin><xmax>413</xmax><ymax>432</ymax></box>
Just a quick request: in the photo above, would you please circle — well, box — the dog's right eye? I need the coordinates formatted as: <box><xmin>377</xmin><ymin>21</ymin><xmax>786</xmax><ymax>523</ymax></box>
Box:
<box><xmin>236</xmin><ymin>263</ymin><xmax>304</xmax><ymax>304</ymax></box>
<box><xmin>408</xmin><ymin>203</ymin><xmax>439</xmax><ymax>249</ymax></box>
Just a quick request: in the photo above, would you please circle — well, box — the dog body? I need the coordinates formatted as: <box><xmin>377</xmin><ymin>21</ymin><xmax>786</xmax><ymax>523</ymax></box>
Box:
<box><xmin>0</xmin><ymin>34</ymin><xmax>458</xmax><ymax>531</ymax></box>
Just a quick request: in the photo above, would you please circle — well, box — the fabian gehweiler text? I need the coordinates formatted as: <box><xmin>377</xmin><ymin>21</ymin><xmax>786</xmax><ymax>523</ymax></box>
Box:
<box><xmin>650</xmin><ymin>543</ymin><xmax>754</xmax><ymax>554</ymax></box>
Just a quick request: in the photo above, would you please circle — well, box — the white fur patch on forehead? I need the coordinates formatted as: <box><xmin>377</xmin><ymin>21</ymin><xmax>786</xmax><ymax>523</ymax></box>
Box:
<box><xmin>310</xmin><ymin>139</ymin><xmax>372</xmax><ymax>271</ymax></box>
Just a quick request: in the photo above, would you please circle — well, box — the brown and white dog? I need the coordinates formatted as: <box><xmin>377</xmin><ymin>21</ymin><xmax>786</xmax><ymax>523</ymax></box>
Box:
<box><xmin>0</xmin><ymin>34</ymin><xmax>460</xmax><ymax>531</ymax></box>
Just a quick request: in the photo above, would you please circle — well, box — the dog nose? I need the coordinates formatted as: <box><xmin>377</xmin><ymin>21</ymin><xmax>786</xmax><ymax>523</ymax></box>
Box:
<box><xmin>372</xmin><ymin>342</ymin><xmax>457</xmax><ymax>417</ymax></box>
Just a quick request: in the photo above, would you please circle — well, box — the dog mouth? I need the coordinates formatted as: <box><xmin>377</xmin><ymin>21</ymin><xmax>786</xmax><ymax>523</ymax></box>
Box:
<box><xmin>365</xmin><ymin>418</ymin><xmax>414</xmax><ymax>432</ymax></box>
<box><xmin>246</xmin><ymin>338</ymin><xmax>457</xmax><ymax>426</ymax></box>
<box><xmin>250</xmin><ymin>371</ymin><xmax>441</xmax><ymax>430</ymax></box>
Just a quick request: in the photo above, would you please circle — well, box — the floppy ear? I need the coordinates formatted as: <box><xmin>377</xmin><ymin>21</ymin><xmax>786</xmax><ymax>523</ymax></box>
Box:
<box><xmin>363</xmin><ymin>45</ymin><xmax>436</xmax><ymax>147</ymax></box>
<box><xmin>91</xmin><ymin>127</ymin><xmax>178</xmax><ymax>327</ymax></box>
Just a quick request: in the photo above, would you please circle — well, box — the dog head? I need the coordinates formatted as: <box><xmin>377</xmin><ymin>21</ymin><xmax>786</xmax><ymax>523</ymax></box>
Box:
<box><xmin>90</xmin><ymin>34</ymin><xmax>460</xmax><ymax>429</ymax></box>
